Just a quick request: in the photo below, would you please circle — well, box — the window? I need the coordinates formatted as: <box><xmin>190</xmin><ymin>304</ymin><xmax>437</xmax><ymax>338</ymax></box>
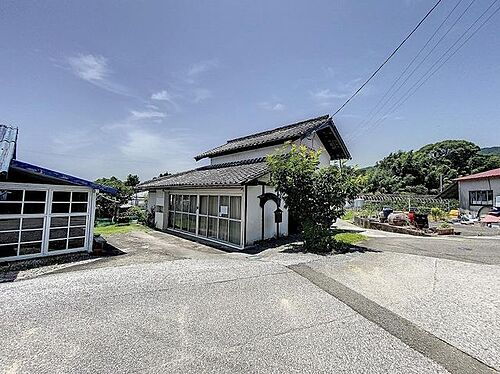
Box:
<box><xmin>50</xmin><ymin>191</ymin><xmax>88</xmax><ymax>214</ymax></box>
<box><xmin>167</xmin><ymin>194</ymin><xmax>197</xmax><ymax>235</ymax></box>
<box><xmin>48</xmin><ymin>190</ymin><xmax>88</xmax><ymax>252</ymax></box>
<box><xmin>0</xmin><ymin>189</ymin><xmax>47</xmax><ymax>258</ymax></box>
<box><xmin>0</xmin><ymin>186</ymin><xmax>91</xmax><ymax>260</ymax></box>
<box><xmin>167</xmin><ymin>193</ymin><xmax>242</xmax><ymax>246</ymax></box>
<box><xmin>469</xmin><ymin>190</ymin><xmax>493</xmax><ymax>206</ymax></box>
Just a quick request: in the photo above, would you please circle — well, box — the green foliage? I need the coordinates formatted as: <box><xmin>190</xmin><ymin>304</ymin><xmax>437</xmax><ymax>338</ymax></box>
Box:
<box><xmin>360</xmin><ymin>199</ymin><xmax>457</xmax><ymax>215</ymax></box>
<box><xmin>125</xmin><ymin>174</ymin><xmax>140</xmax><ymax>187</ymax></box>
<box><xmin>430</xmin><ymin>207</ymin><xmax>447</xmax><ymax>222</ymax></box>
<box><xmin>362</xmin><ymin>140</ymin><xmax>500</xmax><ymax>195</ymax></box>
<box><xmin>333</xmin><ymin>232</ymin><xmax>367</xmax><ymax>245</ymax></box>
<box><xmin>94</xmin><ymin>224</ymin><xmax>149</xmax><ymax>236</ymax></box>
<box><xmin>94</xmin><ymin>176</ymin><xmax>136</xmax><ymax>219</ymax></box>
<box><xmin>479</xmin><ymin>146</ymin><xmax>500</xmax><ymax>156</ymax></box>
<box><xmin>145</xmin><ymin>207</ymin><xmax>156</xmax><ymax>228</ymax></box>
<box><xmin>267</xmin><ymin>144</ymin><xmax>360</xmax><ymax>253</ymax></box>
<box><xmin>118</xmin><ymin>205</ymin><xmax>147</xmax><ymax>224</ymax></box>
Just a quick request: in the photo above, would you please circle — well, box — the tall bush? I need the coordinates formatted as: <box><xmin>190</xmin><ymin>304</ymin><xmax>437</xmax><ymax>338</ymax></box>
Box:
<box><xmin>267</xmin><ymin>144</ymin><xmax>359</xmax><ymax>253</ymax></box>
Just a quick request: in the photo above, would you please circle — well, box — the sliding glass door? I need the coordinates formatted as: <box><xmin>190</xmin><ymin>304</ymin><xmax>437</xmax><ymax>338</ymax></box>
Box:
<box><xmin>167</xmin><ymin>192</ymin><xmax>242</xmax><ymax>247</ymax></box>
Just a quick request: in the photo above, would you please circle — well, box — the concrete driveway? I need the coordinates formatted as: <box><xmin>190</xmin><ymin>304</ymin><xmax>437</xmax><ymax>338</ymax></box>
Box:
<box><xmin>0</xmin><ymin>228</ymin><xmax>499</xmax><ymax>373</ymax></box>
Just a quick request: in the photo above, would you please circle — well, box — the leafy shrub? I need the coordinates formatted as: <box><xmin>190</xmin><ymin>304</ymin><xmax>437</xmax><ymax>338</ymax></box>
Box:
<box><xmin>145</xmin><ymin>207</ymin><xmax>156</xmax><ymax>228</ymax></box>
<box><xmin>430</xmin><ymin>207</ymin><xmax>447</xmax><ymax>222</ymax></box>
<box><xmin>267</xmin><ymin>144</ymin><xmax>360</xmax><ymax>253</ymax></box>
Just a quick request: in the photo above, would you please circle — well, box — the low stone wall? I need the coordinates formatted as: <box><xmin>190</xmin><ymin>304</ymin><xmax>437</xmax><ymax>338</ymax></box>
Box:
<box><xmin>353</xmin><ymin>217</ymin><xmax>430</xmax><ymax>237</ymax></box>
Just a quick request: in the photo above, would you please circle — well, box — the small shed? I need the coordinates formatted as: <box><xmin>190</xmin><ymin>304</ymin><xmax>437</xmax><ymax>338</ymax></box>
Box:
<box><xmin>0</xmin><ymin>125</ymin><xmax>117</xmax><ymax>262</ymax></box>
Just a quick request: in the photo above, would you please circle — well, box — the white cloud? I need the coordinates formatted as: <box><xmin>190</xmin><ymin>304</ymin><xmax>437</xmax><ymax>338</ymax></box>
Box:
<box><xmin>311</xmin><ymin>89</ymin><xmax>348</xmax><ymax>100</ymax></box>
<box><xmin>67</xmin><ymin>54</ymin><xmax>108</xmax><ymax>81</ymax></box>
<box><xmin>65</xmin><ymin>53</ymin><xmax>130</xmax><ymax>96</ymax></box>
<box><xmin>118</xmin><ymin>129</ymin><xmax>197</xmax><ymax>176</ymax></box>
<box><xmin>192</xmin><ymin>88</ymin><xmax>213</xmax><ymax>103</ymax></box>
<box><xmin>151</xmin><ymin>90</ymin><xmax>172</xmax><ymax>101</ymax></box>
<box><xmin>130</xmin><ymin>110</ymin><xmax>166</xmax><ymax>120</ymax></box>
<box><xmin>187</xmin><ymin>59</ymin><xmax>219</xmax><ymax>77</ymax></box>
<box><xmin>151</xmin><ymin>89</ymin><xmax>179</xmax><ymax>109</ymax></box>
<box><xmin>259</xmin><ymin>102</ymin><xmax>285</xmax><ymax>111</ymax></box>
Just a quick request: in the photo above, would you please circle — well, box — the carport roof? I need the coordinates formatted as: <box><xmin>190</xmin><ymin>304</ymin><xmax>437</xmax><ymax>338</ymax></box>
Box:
<box><xmin>138</xmin><ymin>158</ymin><xmax>269</xmax><ymax>189</ymax></box>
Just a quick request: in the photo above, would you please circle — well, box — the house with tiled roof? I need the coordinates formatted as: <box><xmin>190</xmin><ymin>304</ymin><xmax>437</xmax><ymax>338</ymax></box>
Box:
<box><xmin>455</xmin><ymin>168</ymin><xmax>500</xmax><ymax>217</ymax></box>
<box><xmin>138</xmin><ymin>115</ymin><xmax>350</xmax><ymax>249</ymax></box>
<box><xmin>1</xmin><ymin>125</ymin><xmax>116</xmax><ymax>262</ymax></box>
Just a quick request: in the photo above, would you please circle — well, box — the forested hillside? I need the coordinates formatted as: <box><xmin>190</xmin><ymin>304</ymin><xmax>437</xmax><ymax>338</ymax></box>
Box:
<box><xmin>359</xmin><ymin>140</ymin><xmax>500</xmax><ymax>195</ymax></box>
<box><xmin>480</xmin><ymin>146</ymin><xmax>500</xmax><ymax>156</ymax></box>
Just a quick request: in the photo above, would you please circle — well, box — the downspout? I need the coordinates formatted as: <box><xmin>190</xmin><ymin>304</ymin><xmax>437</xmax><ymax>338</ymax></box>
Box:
<box><xmin>261</xmin><ymin>184</ymin><xmax>265</xmax><ymax>240</ymax></box>
<box><xmin>243</xmin><ymin>185</ymin><xmax>248</xmax><ymax>246</ymax></box>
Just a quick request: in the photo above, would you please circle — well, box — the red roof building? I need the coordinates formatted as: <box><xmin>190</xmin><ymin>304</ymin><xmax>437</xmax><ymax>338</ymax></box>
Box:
<box><xmin>455</xmin><ymin>168</ymin><xmax>500</xmax><ymax>181</ymax></box>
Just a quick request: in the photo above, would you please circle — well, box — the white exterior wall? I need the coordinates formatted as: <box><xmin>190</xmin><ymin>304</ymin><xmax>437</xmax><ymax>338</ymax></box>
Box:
<box><xmin>458</xmin><ymin>178</ymin><xmax>500</xmax><ymax>217</ymax></box>
<box><xmin>296</xmin><ymin>133</ymin><xmax>331</xmax><ymax>167</ymax></box>
<box><xmin>211</xmin><ymin>144</ymin><xmax>287</xmax><ymax>165</ymax></box>
<box><xmin>245</xmin><ymin>182</ymin><xmax>289</xmax><ymax>245</ymax></box>
<box><xmin>154</xmin><ymin>190</ymin><xmax>165</xmax><ymax>229</ymax></box>
<box><xmin>210</xmin><ymin>133</ymin><xmax>331</xmax><ymax>167</ymax></box>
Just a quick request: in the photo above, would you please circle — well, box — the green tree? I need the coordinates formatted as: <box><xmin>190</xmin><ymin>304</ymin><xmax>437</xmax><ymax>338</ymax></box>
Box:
<box><xmin>94</xmin><ymin>176</ymin><xmax>134</xmax><ymax>219</ymax></box>
<box><xmin>267</xmin><ymin>144</ymin><xmax>359</xmax><ymax>253</ymax></box>
<box><xmin>125</xmin><ymin>174</ymin><xmax>140</xmax><ymax>187</ymax></box>
<box><xmin>361</xmin><ymin>139</ymin><xmax>498</xmax><ymax>195</ymax></box>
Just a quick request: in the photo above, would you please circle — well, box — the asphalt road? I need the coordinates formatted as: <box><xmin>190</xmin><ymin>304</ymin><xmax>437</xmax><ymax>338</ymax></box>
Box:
<box><xmin>361</xmin><ymin>236</ymin><xmax>500</xmax><ymax>265</ymax></box>
<box><xmin>0</xmin><ymin>229</ymin><xmax>498</xmax><ymax>373</ymax></box>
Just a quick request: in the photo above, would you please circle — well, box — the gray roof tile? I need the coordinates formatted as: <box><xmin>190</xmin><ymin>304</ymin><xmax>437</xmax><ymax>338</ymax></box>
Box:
<box><xmin>194</xmin><ymin>115</ymin><xmax>330</xmax><ymax>161</ymax></box>
<box><xmin>138</xmin><ymin>158</ymin><xmax>269</xmax><ymax>189</ymax></box>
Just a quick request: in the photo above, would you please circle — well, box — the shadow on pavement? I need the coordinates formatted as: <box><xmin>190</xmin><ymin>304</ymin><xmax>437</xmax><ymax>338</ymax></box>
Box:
<box><xmin>0</xmin><ymin>244</ymin><xmax>126</xmax><ymax>283</ymax></box>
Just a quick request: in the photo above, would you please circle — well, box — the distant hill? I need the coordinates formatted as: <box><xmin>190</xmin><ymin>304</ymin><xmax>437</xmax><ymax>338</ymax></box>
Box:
<box><xmin>358</xmin><ymin>140</ymin><xmax>500</xmax><ymax>195</ymax></box>
<box><xmin>480</xmin><ymin>146</ymin><xmax>500</xmax><ymax>156</ymax></box>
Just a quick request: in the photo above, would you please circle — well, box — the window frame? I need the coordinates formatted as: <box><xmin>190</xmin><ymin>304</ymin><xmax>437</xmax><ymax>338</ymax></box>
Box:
<box><xmin>0</xmin><ymin>183</ymin><xmax>95</xmax><ymax>262</ymax></box>
<box><xmin>166</xmin><ymin>191</ymin><xmax>243</xmax><ymax>248</ymax></box>
<box><xmin>469</xmin><ymin>190</ymin><xmax>494</xmax><ymax>206</ymax></box>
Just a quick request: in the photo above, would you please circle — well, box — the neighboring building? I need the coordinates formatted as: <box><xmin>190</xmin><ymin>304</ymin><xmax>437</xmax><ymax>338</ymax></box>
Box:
<box><xmin>0</xmin><ymin>125</ymin><xmax>116</xmax><ymax>262</ymax></box>
<box><xmin>456</xmin><ymin>168</ymin><xmax>500</xmax><ymax>217</ymax></box>
<box><xmin>138</xmin><ymin>115</ymin><xmax>350</xmax><ymax>249</ymax></box>
<box><xmin>128</xmin><ymin>191</ymin><xmax>148</xmax><ymax>208</ymax></box>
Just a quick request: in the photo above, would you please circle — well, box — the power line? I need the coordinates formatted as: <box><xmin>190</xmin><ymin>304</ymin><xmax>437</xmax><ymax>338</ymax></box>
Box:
<box><xmin>364</xmin><ymin>0</ymin><xmax>500</xmax><ymax>134</ymax></box>
<box><xmin>332</xmin><ymin>0</ymin><xmax>444</xmax><ymax>117</ymax></box>
<box><xmin>347</xmin><ymin>0</ymin><xmax>470</xmax><ymax>142</ymax></box>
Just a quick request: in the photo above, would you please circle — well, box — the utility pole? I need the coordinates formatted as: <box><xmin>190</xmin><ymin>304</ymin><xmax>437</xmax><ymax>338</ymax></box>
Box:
<box><xmin>440</xmin><ymin>174</ymin><xmax>443</xmax><ymax>193</ymax></box>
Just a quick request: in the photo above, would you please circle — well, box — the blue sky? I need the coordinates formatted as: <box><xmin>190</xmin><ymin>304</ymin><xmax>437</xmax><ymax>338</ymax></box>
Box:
<box><xmin>1</xmin><ymin>0</ymin><xmax>499</xmax><ymax>181</ymax></box>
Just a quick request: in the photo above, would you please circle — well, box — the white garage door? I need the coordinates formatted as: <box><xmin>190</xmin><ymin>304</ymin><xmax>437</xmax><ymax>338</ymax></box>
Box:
<box><xmin>0</xmin><ymin>184</ymin><xmax>95</xmax><ymax>262</ymax></box>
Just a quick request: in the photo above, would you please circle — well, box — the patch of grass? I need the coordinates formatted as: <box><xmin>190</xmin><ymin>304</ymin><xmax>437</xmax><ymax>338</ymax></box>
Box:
<box><xmin>94</xmin><ymin>223</ymin><xmax>149</xmax><ymax>236</ymax></box>
<box><xmin>334</xmin><ymin>232</ymin><xmax>367</xmax><ymax>245</ymax></box>
<box><xmin>341</xmin><ymin>210</ymin><xmax>355</xmax><ymax>221</ymax></box>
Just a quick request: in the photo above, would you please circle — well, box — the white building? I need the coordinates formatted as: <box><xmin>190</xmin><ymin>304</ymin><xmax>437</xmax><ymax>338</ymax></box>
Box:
<box><xmin>138</xmin><ymin>115</ymin><xmax>350</xmax><ymax>249</ymax></box>
<box><xmin>0</xmin><ymin>125</ymin><xmax>117</xmax><ymax>262</ymax></box>
<box><xmin>456</xmin><ymin>168</ymin><xmax>500</xmax><ymax>217</ymax></box>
